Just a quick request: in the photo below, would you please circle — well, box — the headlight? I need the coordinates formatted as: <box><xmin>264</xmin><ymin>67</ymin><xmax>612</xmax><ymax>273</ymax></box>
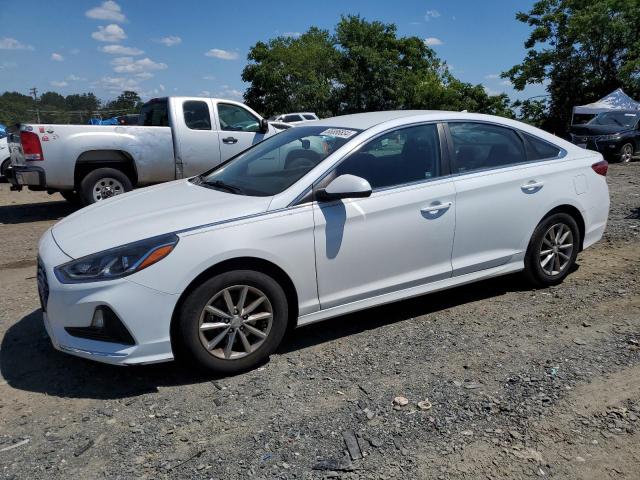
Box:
<box><xmin>596</xmin><ymin>134</ymin><xmax>622</xmax><ymax>141</ymax></box>
<box><xmin>54</xmin><ymin>233</ymin><xmax>179</xmax><ymax>284</ymax></box>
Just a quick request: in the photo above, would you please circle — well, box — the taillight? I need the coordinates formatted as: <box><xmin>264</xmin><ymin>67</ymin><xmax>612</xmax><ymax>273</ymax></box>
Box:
<box><xmin>20</xmin><ymin>131</ymin><xmax>44</xmax><ymax>161</ymax></box>
<box><xmin>591</xmin><ymin>160</ymin><xmax>608</xmax><ymax>176</ymax></box>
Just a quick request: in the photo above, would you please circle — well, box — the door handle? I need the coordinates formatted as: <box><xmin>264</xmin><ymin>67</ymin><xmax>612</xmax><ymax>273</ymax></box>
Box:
<box><xmin>222</xmin><ymin>137</ymin><xmax>238</xmax><ymax>144</ymax></box>
<box><xmin>420</xmin><ymin>201</ymin><xmax>453</xmax><ymax>214</ymax></box>
<box><xmin>521</xmin><ymin>181</ymin><xmax>544</xmax><ymax>192</ymax></box>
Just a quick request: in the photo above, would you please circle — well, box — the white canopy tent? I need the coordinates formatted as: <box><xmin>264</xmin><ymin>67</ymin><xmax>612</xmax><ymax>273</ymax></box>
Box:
<box><xmin>573</xmin><ymin>88</ymin><xmax>640</xmax><ymax>120</ymax></box>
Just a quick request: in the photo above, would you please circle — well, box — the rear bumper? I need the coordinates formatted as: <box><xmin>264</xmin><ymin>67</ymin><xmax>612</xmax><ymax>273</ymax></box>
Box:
<box><xmin>10</xmin><ymin>165</ymin><xmax>46</xmax><ymax>188</ymax></box>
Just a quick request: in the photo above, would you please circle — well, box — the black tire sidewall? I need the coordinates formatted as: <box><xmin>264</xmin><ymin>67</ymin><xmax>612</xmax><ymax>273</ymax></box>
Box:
<box><xmin>177</xmin><ymin>270</ymin><xmax>289</xmax><ymax>374</ymax></box>
<box><xmin>620</xmin><ymin>143</ymin><xmax>634</xmax><ymax>163</ymax></box>
<box><xmin>525</xmin><ymin>213</ymin><xmax>580</xmax><ymax>287</ymax></box>
<box><xmin>79</xmin><ymin>167</ymin><xmax>133</xmax><ymax>205</ymax></box>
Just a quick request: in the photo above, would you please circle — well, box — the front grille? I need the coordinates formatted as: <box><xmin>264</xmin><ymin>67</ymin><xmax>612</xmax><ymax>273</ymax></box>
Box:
<box><xmin>37</xmin><ymin>257</ymin><xmax>49</xmax><ymax>312</ymax></box>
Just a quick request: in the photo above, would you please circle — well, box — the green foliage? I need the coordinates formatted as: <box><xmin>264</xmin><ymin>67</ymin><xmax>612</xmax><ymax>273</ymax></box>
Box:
<box><xmin>105</xmin><ymin>90</ymin><xmax>143</xmax><ymax>113</ymax></box>
<box><xmin>243</xmin><ymin>15</ymin><xmax>514</xmax><ymax>118</ymax></box>
<box><xmin>503</xmin><ymin>0</ymin><xmax>640</xmax><ymax>133</ymax></box>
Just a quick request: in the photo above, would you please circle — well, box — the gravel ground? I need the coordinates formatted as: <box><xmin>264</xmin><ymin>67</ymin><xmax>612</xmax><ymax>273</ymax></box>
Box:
<box><xmin>0</xmin><ymin>164</ymin><xmax>638</xmax><ymax>479</ymax></box>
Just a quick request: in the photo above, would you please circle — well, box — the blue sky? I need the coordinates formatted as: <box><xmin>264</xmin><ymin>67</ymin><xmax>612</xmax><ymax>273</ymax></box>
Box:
<box><xmin>0</xmin><ymin>0</ymin><xmax>546</xmax><ymax>106</ymax></box>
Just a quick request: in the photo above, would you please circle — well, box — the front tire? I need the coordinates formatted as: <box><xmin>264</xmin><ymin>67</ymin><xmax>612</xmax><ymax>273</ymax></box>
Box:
<box><xmin>523</xmin><ymin>213</ymin><xmax>580</xmax><ymax>287</ymax></box>
<box><xmin>619</xmin><ymin>143</ymin><xmax>634</xmax><ymax>163</ymax></box>
<box><xmin>79</xmin><ymin>167</ymin><xmax>132</xmax><ymax>205</ymax></box>
<box><xmin>176</xmin><ymin>270</ymin><xmax>289</xmax><ymax>374</ymax></box>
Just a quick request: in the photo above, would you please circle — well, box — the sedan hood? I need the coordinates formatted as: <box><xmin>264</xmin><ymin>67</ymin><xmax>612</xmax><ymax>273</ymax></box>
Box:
<box><xmin>52</xmin><ymin>180</ymin><xmax>272</xmax><ymax>258</ymax></box>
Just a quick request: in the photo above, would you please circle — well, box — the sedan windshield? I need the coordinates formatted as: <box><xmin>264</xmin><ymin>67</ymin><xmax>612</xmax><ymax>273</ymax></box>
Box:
<box><xmin>589</xmin><ymin>111</ymin><xmax>639</xmax><ymax>128</ymax></box>
<box><xmin>197</xmin><ymin>126</ymin><xmax>361</xmax><ymax>196</ymax></box>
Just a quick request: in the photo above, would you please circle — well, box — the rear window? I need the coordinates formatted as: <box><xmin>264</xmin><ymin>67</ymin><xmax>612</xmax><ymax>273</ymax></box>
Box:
<box><xmin>522</xmin><ymin>133</ymin><xmax>562</xmax><ymax>160</ymax></box>
<box><xmin>139</xmin><ymin>99</ymin><xmax>169</xmax><ymax>127</ymax></box>
<box><xmin>283</xmin><ymin>114</ymin><xmax>302</xmax><ymax>123</ymax></box>
<box><xmin>303</xmin><ymin>114</ymin><xmax>317</xmax><ymax>120</ymax></box>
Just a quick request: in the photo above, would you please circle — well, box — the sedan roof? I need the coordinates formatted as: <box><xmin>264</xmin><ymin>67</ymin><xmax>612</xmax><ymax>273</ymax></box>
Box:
<box><xmin>313</xmin><ymin>110</ymin><xmax>448</xmax><ymax>130</ymax></box>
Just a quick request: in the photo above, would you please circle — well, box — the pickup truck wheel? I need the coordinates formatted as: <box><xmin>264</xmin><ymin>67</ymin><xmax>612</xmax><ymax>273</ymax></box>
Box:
<box><xmin>80</xmin><ymin>168</ymin><xmax>132</xmax><ymax>204</ymax></box>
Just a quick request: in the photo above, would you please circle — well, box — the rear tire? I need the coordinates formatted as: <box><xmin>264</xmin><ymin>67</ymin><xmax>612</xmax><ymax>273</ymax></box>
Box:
<box><xmin>79</xmin><ymin>167</ymin><xmax>132</xmax><ymax>205</ymax></box>
<box><xmin>176</xmin><ymin>270</ymin><xmax>289</xmax><ymax>374</ymax></box>
<box><xmin>523</xmin><ymin>213</ymin><xmax>580</xmax><ymax>287</ymax></box>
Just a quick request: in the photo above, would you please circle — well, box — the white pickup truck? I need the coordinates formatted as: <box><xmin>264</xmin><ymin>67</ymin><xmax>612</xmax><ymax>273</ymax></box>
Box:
<box><xmin>7</xmin><ymin>97</ymin><xmax>281</xmax><ymax>204</ymax></box>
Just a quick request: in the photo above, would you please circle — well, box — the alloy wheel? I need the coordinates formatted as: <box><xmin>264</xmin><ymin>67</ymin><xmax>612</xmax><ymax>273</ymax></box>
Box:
<box><xmin>620</xmin><ymin>144</ymin><xmax>633</xmax><ymax>163</ymax></box>
<box><xmin>93</xmin><ymin>177</ymin><xmax>125</xmax><ymax>202</ymax></box>
<box><xmin>539</xmin><ymin>223</ymin><xmax>574</xmax><ymax>276</ymax></box>
<box><xmin>198</xmin><ymin>285</ymin><xmax>273</xmax><ymax>360</ymax></box>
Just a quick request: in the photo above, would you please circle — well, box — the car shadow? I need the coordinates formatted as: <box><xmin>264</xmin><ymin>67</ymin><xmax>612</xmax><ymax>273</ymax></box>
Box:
<box><xmin>0</xmin><ymin>200</ymin><xmax>77</xmax><ymax>224</ymax></box>
<box><xmin>0</xmin><ymin>271</ymin><xmax>568</xmax><ymax>400</ymax></box>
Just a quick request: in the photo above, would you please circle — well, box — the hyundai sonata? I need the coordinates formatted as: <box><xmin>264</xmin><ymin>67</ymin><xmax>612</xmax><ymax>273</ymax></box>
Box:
<box><xmin>37</xmin><ymin>111</ymin><xmax>610</xmax><ymax>372</ymax></box>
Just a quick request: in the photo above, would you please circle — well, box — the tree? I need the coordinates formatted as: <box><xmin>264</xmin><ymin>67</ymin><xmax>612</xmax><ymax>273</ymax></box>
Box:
<box><xmin>503</xmin><ymin>0</ymin><xmax>640</xmax><ymax>133</ymax></box>
<box><xmin>242</xmin><ymin>15</ymin><xmax>513</xmax><ymax>118</ymax></box>
<box><xmin>105</xmin><ymin>90</ymin><xmax>143</xmax><ymax>113</ymax></box>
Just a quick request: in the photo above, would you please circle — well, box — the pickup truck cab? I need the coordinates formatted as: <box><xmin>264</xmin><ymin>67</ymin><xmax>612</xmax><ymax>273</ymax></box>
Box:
<box><xmin>8</xmin><ymin>97</ymin><xmax>279</xmax><ymax>204</ymax></box>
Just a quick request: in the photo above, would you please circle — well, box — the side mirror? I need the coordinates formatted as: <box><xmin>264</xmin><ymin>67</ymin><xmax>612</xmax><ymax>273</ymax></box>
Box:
<box><xmin>259</xmin><ymin>118</ymin><xmax>269</xmax><ymax>133</ymax></box>
<box><xmin>317</xmin><ymin>174</ymin><xmax>372</xmax><ymax>202</ymax></box>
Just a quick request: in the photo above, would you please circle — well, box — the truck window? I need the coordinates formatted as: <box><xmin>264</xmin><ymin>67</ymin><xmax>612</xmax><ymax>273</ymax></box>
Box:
<box><xmin>183</xmin><ymin>101</ymin><xmax>211</xmax><ymax>130</ymax></box>
<box><xmin>218</xmin><ymin>104</ymin><xmax>260</xmax><ymax>132</ymax></box>
<box><xmin>139</xmin><ymin>99</ymin><xmax>169</xmax><ymax>127</ymax></box>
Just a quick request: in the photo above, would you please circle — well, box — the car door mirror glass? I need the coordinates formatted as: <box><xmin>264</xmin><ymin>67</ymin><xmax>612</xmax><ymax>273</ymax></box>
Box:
<box><xmin>317</xmin><ymin>174</ymin><xmax>372</xmax><ymax>201</ymax></box>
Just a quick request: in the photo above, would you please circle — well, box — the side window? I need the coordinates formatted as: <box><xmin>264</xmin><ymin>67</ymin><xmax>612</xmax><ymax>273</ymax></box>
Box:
<box><xmin>183</xmin><ymin>101</ymin><xmax>211</xmax><ymax>130</ymax></box>
<box><xmin>283</xmin><ymin>114</ymin><xmax>302</xmax><ymax>123</ymax></box>
<box><xmin>218</xmin><ymin>104</ymin><xmax>260</xmax><ymax>132</ymax></box>
<box><xmin>522</xmin><ymin>132</ymin><xmax>562</xmax><ymax>160</ymax></box>
<box><xmin>139</xmin><ymin>99</ymin><xmax>169</xmax><ymax>126</ymax></box>
<box><xmin>334</xmin><ymin>124</ymin><xmax>441</xmax><ymax>190</ymax></box>
<box><xmin>449</xmin><ymin>122</ymin><xmax>526</xmax><ymax>173</ymax></box>
<box><xmin>303</xmin><ymin>114</ymin><xmax>317</xmax><ymax>120</ymax></box>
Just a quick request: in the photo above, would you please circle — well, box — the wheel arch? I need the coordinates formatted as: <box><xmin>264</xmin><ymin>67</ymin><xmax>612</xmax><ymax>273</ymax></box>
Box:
<box><xmin>540</xmin><ymin>204</ymin><xmax>586</xmax><ymax>251</ymax></box>
<box><xmin>169</xmin><ymin>256</ymin><xmax>300</xmax><ymax>353</ymax></box>
<box><xmin>74</xmin><ymin>150</ymin><xmax>138</xmax><ymax>188</ymax></box>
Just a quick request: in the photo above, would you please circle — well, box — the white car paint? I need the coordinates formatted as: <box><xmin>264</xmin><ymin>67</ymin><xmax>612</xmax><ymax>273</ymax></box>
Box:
<box><xmin>37</xmin><ymin>110</ymin><xmax>610</xmax><ymax>365</ymax></box>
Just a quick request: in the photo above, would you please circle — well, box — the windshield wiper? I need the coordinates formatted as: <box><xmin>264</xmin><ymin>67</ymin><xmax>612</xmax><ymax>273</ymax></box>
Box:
<box><xmin>204</xmin><ymin>179</ymin><xmax>244</xmax><ymax>194</ymax></box>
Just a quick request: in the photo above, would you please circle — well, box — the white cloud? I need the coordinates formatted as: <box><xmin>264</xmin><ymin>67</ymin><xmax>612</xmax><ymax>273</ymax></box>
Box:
<box><xmin>86</xmin><ymin>1</ymin><xmax>126</xmax><ymax>23</ymax></box>
<box><xmin>425</xmin><ymin>10</ymin><xmax>441</xmax><ymax>21</ymax></box>
<box><xmin>500</xmin><ymin>79</ymin><xmax>512</xmax><ymax>86</ymax></box>
<box><xmin>92</xmin><ymin>24</ymin><xmax>126</xmax><ymax>42</ymax></box>
<box><xmin>66</xmin><ymin>74</ymin><xmax>86</xmax><ymax>81</ymax></box>
<box><xmin>200</xmin><ymin>90</ymin><xmax>212</xmax><ymax>97</ymax></box>
<box><xmin>158</xmin><ymin>36</ymin><xmax>182</xmax><ymax>47</ymax></box>
<box><xmin>424</xmin><ymin>37</ymin><xmax>443</xmax><ymax>46</ymax></box>
<box><xmin>203</xmin><ymin>74</ymin><xmax>216</xmax><ymax>80</ymax></box>
<box><xmin>159</xmin><ymin>84</ymin><xmax>165</xmax><ymax>92</ymax></box>
<box><xmin>216</xmin><ymin>85</ymin><xmax>243</xmax><ymax>100</ymax></box>
<box><xmin>0</xmin><ymin>61</ymin><xmax>17</xmax><ymax>70</ymax></box>
<box><xmin>0</xmin><ymin>37</ymin><xmax>34</xmax><ymax>50</ymax></box>
<box><xmin>50</xmin><ymin>80</ymin><xmax>68</xmax><ymax>88</ymax></box>
<box><xmin>111</xmin><ymin>56</ymin><xmax>168</xmax><ymax>74</ymax></box>
<box><xmin>96</xmin><ymin>75</ymin><xmax>142</xmax><ymax>93</ymax></box>
<box><xmin>485</xmin><ymin>73</ymin><xmax>500</xmax><ymax>79</ymax></box>
<box><xmin>484</xmin><ymin>86</ymin><xmax>501</xmax><ymax>96</ymax></box>
<box><xmin>51</xmin><ymin>52</ymin><xmax>64</xmax><ymax>61</ymax></box>
<box><xmin>205</xmin><ymin>49</ymin><xmax>239</xmax><ymax>60</ymax></box>
<box><xmin>135</xmin><ymin>72</ymin><xmax>154</xmax><ymax>80</ymax></box>
<box><xmin>100</xmin><ymin>44</ymin><xmax>143</xmax><ymax>55</ymax></box>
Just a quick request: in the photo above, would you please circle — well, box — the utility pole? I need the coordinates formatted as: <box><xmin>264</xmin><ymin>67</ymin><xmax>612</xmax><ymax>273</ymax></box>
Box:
<box><xmin>29</xmin><ymin>87</ymin><xmax>41</xmax><ymax>123</ymax></box>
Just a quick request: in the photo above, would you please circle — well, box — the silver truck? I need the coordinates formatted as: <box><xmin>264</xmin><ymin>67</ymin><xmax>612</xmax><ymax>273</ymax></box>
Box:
<box><xmin>7</xmin><ymin>97</ymin><xmax>281</xmax><ymax>204</ymax></box>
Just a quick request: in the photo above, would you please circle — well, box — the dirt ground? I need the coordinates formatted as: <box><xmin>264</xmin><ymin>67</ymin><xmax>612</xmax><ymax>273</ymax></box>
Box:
<box><xmin>0</xmin><ymin>164</ymin><xmax>638</xmax><ymax>479</ymax></box>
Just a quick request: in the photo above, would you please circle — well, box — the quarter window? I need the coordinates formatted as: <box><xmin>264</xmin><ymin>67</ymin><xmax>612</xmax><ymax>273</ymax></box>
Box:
<box><xmin>218</xmin><ymin>104</ymin><xmax>260</xmax><ymax>132</ymax></box>
<box><xmin>183</xmin><ymin>101</ymin><xmax>211</xmax><ymax>130</ymax></box>
<box><xmin>139</xmin><ymin>99</ymin><xmax>169</xmax><ymax>126</ymax></box>
<box><xmin>334</xmin><ymin>124</ymin><xmax>441</xmax><ymax>190</ymax></box>
<box><xmin>449</xmin><ymin>122</ymin><xmax>526</xmax><ymax>173</ymax></box>
<box><xmin>522</xmin><ymin>132</ymin><xmax>562</xmax><ymax>160</ymax></box>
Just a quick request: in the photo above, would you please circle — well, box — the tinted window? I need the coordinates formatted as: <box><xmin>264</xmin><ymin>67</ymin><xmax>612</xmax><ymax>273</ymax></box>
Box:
<box><xmin>523</xmin><ymin>133</ymin><xmax>561</xmax><ymax>160</ymax></box>
<box><xmin>449</xmin><ymin>122</ymin><xmax>526</xmax><ymax>173</ymax></box>
<box><xmin>283</xmin><ymin>114</ymin><xmax>303</xmax><ymax>123</ymax></box>
<box><xmin>198</xmin><ymin>126</ymin><xmax>361</xmax><ymax>196</ymax></box>
<box><xmin>335</xmin><ymin>124</ymin><xmax>440</xmax><ymax>190</ymax></box>
<box><xmin>303</xmin><ymin>114</ymin><xmax>317</xmax><ymax>120</ymax></box>
<box><xmin>218</xmin><ymin>104</ymin><xmax>260</xmax><ymax>132</ymax></box>
<box><xmin>139</xmin><ymin>99</ymin><xmax>168</xmax><ymax>126</ymax></box>
<box><xmin>183</xmin><ymin>101</ymin><xmax>211</xmax><ymax>130</ymax></box>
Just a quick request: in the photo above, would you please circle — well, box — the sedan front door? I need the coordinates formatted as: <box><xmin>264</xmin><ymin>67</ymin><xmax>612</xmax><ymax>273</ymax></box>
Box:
<box><xmin>312</xmin><ymin>123</ymin><xmax>456</xmax><ymax>310</ymax></box>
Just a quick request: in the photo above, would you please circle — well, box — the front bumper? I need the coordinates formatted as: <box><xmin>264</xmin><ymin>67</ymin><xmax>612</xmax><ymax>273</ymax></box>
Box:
<box><xmin>38</xmin><ymin>229</ymin><xmax>178</xmax><ymax>365</ymax></box>
<box><xmin>571</xmin><ymin>136</ymin><xmax>627</xmax><ymax>157</ymax></box>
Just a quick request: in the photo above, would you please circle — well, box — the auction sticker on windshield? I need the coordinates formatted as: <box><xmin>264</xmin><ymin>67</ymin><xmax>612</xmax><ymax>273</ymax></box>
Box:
<box><xmin>320</xmin><ymin>128</ymin><xmax>358</xmax><ymax>139</ymax></box>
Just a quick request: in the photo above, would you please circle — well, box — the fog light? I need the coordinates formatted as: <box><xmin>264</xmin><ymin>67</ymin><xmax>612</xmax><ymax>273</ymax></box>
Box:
<box><xmin>91</xmin><ymin>308</ymin><xmax>105</xmax><ymax>329</ymax></box>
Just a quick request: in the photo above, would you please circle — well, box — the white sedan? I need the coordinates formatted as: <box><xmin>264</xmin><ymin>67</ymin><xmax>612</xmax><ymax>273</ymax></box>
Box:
<box><xmin>37</xmin><ymin>111</ymin><xmax>610</xmax><ymax>373</ymax></box>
